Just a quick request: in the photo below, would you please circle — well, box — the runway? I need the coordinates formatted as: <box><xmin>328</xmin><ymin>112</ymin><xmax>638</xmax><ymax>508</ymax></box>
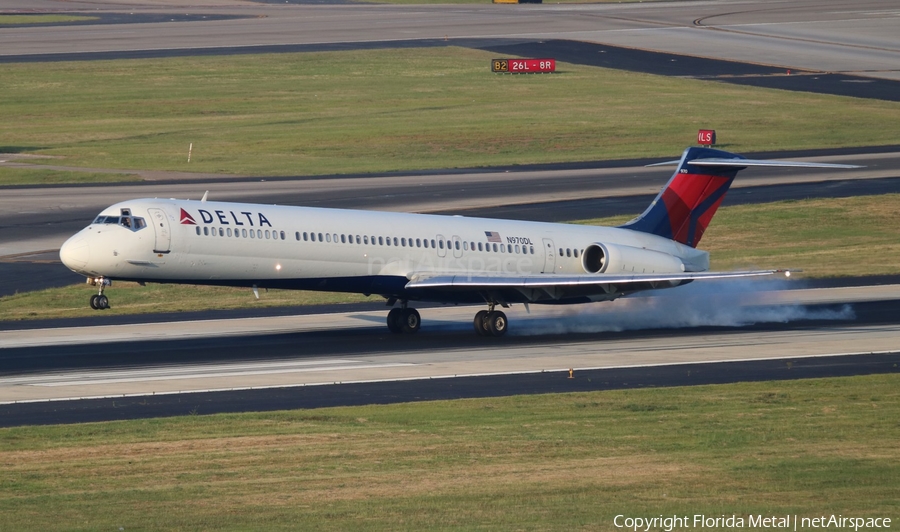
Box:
<box><xmin>2</xmin><ymin>282</ymin><xmax>899</xmax><ymax>426</ymax></box>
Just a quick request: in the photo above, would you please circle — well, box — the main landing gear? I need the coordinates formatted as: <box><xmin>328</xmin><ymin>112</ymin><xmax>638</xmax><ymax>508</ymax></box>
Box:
<box><xmin>473</xmin><ymin>303</ymin><xmax>508</xmax><ymax>337</ymax></box>
<box><xmin>87</xmin><ymin>277</ymin><xmax>111</xmax><ymax>310</ymax></box>
<box><xmin>384</xmin><ymin>301</ymin><xmax>509</xmax><ymax>337</ymax></box>
<box><xmin>386</xmin><ymin>303</ymin><xmax>421</xmax><ymax>334</ymax></box>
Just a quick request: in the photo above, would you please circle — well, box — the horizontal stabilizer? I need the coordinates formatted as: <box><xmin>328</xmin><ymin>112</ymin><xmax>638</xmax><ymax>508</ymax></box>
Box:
<box><xmin>647</xmin><ymin>158</ymin><xmax>861</xmax><ymax>169</ymax></box>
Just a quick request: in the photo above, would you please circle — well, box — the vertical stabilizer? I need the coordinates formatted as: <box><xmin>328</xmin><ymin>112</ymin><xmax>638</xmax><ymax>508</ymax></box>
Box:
<box><xmin>619</xmin><ymin>147</ymin><xmax>744</xmax><ymax>248</ymax></box>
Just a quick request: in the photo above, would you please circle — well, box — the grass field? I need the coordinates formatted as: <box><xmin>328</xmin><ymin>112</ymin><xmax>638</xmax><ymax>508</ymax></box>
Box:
<box><xmin>2</xmin><ymin>194</ymin><xmax>897</xmax><ymax>321</ymax></box>
<box><xmin>0</xmin><ymin>167</ymin><xmax>137</xmax><ymax>186</ymax></box>
<box><xmin>0</xmin><ymin>15</ymin><xmax>97</xmax><ymax>25</ymax></box>
<box><xmin>3</xmin><ymin>47</ymin><xmax>899</xmax><ymax>182</ymax></box>
<box><xmin>1</xmin><ymin>374</ymin><xmax>897</xmax><ymax>530</ymax></box>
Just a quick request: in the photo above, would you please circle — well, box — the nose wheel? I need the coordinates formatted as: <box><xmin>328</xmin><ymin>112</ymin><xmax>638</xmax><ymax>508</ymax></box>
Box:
<box><xmin>89</xmin><ymin>294</ymin><xmax>110</xmax><ymax>310</ymax></box>
<box><xmin>87</xmin><ymin>277</ymin><xmax>111</xmax><ymax>310</ymax></box>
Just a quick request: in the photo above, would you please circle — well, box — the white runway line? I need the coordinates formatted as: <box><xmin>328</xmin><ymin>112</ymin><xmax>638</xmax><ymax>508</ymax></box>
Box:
<box><xmin>2</xmin><ymin>359</ymin><xmax>415</xmax><ymax>387</ymax></box>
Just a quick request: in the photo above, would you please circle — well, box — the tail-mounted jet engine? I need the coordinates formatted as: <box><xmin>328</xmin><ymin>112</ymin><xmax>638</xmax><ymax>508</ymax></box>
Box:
<box><xmin>581</xmin><ymin>242</ymin><xmax>685</xmax><ymax>275</ymax></box>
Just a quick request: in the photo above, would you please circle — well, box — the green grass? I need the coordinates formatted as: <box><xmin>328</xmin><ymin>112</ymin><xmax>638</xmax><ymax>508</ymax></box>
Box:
<box><xmin>0</xmin><ymin>282</ymin><xmax>373</xmax><ymax>322</ymax></box>
<box><xmin>2</xmin><ymin>47</ymin><xmax>899</xmax><ymax>182</ymax></box>
<box><xmin>2</xmin><ymin>194</ymin><xmax>898</xmax><ymax>321</ymax></box>
<box><xmin>0</xmin><ymin>15</ymin><xmax>97</xmax><ymax>25</ymax></box>
<box><xmin>0</xmin><ymin>167</ymin><xmax>138</xmax><ymax>186</ymax></box>
<box><xmin>577</xmin><ymin>194</ymin><xmax>900</xmax><ymax>277</ymax></box>
<box><xmin>1</xmin><ymin>374</ymin><xmax>898</xmax><ymax>530</ymax></box>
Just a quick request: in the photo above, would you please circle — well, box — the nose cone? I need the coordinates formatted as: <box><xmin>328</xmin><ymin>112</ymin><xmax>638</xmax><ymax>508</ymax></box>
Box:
<box><xmin>60</xmin><ymin>234</ymin><xmax>90</xmax><ymax>272</ymax></box>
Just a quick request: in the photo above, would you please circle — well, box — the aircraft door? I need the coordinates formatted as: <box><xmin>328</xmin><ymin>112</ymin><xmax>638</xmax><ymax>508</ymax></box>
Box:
<box><xmin>452</xmin><ymin>235</ymin><xmax>463</xmax><ymax>259</ymax></box>
<box><xmin>541</xmin><ymin>238</ymin><xmax>555</xmax><ymax>273</ymax></box>
<box><xmin>147</xmin><ymin>208</ymin><xmax>171</xmax><ymax>254</ymax></box>
<box><xmin>436</xmin><ymin>234</ymin><xmax>447</xmax><ymax>258</ymax></box>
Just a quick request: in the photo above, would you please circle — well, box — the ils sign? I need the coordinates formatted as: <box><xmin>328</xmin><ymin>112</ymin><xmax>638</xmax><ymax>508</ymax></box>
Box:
<box><xmin>698</xmin><ymin>129</ymin><xmax>717</xmax><ymax>145</ymax></box>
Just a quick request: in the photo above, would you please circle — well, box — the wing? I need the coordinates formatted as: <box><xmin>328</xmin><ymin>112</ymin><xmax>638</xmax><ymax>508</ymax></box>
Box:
<box><xmin>406</xmin><ymin>269</ymin><xmax>785</xmax><ymax>304</ymax></box>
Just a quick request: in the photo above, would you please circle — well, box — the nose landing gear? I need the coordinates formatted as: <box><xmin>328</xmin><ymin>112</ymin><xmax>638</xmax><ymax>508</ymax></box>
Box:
<box><xmin>87</xmin><ymin>277</ymin><xmax>111</xmax><ymax>310</ymax></box>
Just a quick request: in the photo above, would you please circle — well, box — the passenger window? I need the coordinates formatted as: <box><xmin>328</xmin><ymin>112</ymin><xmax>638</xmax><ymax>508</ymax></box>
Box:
<box><xmin>393</xmin><ymin>237</ymin><xmax>399</xmax><ymax>246</ymax></box>
<box><xmin>416</xmin><ymin>238</ymin><xmax>421</xmax><ymax>247</ymax></box>
<box><xmin>379</xmin><ymin>236</ymin><xmax>384</xmax><ymax>245</ymax></box>
<box><xmin>196</xmin><ymin>227</ymin><xmax>201</xmax><ymax>236</ymax></box>
<box><xmin>364</xmin><ymin>235</ymin><xmax>369</xmax><ymax>244</ymax></box>
<box><xmin>227</xmin><ymin>228</ymin><xmax>233</xmax><ymax>237</ymax></box>
<box><xmin>341</xmin><ymin>234</ymin><xmax>346</xmax><ymax>244</ymax></box>
<box><xmin>574</xmin><ymin>249</ymin><xmax>579</xmax><ymax>258</ymax></box>
<box><xmin>296</xmin><ymin>232</ymin><xmax>300</xmax><ymax>241</ymax></box>
<box><xmin>455</xmin><ymin>241</ymin><xmax>460</xmax><ymax>250</ymax></box>
<box><xmin>530</xmin><ymin>246</ymin><xmax>534</xmax><ymax>254</ymax></box>
<box><xmin>356</xmin><ymin>235</ymin><xmax>361</xmax><ymax>244</ymax></box>
<box><xmin>439</xmin><ymin>240</ymin><xmax>444</xmax><ymax>249</ymax></box>
<box><xmin>326</xmin><ymin>233</ymin><xmax>331</xmax><ymax>242</ymax></box>
<box><xmin>257</xmin><ymin>229</ymin><xmax>262</xmax><ymax>239</ymax></box>
<box><xmin>566</xmin><ymin>249</ymin><xmax>571</xmax><ymax>258</ymax></box>
<box><xmin>250</xmin><ymin>230</ymin><xmax>255</xmax><ymax>239</ymax></box>
<box><xmin>423</xmin><ymin>239</ymin><xmax>429</xmax><ymax>249</ymax></box>
<box><xmin>318</xmin><ymin>233</ymin><xmax>323</xmax><ymax>242</ymax></box>
<box><xmin>280</xmin><ymin>231</ymin><xmax>285</xmax><ymax>240</ymax></box>
<box><xmin>303</xmin><ymin>232</ymin><xmax>308</xmax><ymax>241</ymax></box>
<box><xmin>203</xmin><ymin>227</ymin><xmax>209</xmax><ymax>236</ymax></box>
<box><xmin>242</xmin><ymin>229</ymin><xmax>248</xmax><ymax>238</ymax></box>
<box><xmin>515</xmin><ymin>245</ymin><xmax>520</xmax><ymax>254</ymax></box>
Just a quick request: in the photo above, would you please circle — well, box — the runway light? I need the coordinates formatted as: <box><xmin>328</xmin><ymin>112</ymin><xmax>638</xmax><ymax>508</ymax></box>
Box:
<box><xmin>785</xmin><ymin>271</ymin><xmax>791</xmax><ymax>278</ymax></box>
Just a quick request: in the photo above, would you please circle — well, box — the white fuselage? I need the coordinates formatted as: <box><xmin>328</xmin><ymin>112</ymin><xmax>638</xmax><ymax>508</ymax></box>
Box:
<box><xmin>60</xmin><ymin>198</ymin><xmax>708</xmax><ymax>302</ymax></box>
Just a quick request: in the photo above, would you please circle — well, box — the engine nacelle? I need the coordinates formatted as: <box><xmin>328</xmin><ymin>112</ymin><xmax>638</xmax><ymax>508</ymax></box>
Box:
<box><xmin>582</xmin><ymin>242</ymin><xmax>685</xmax><ymax>274</ymax></box>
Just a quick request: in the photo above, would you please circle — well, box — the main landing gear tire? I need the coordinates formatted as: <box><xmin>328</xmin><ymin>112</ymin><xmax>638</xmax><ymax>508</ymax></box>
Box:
<box><xmin>474</xmin><ymin>310</ymin><xmax>507</xmax><ymax>337</ymax></box>
<box><xmin>474</xmin><ymin>310</ymin><xmax>489</xmax><ymax>336</ymax></box>
<box><xmin>387</xmin><ymin>308</ymin><xmax>421</xmax><ymax>334</ymax></box>
<box><xmin>486</xmin><ymin>311</ymin><xmax>508</xmax><ymax>337</ymax></box>
<box><xmin>89</xmin><ymin>294</ymin><xmax>109</xmax><ymax>310</ymax></box>
<box><xmin>387</xmin><ymin>308</ymin><xmax>403</xmax><ymax>333</ymax></box>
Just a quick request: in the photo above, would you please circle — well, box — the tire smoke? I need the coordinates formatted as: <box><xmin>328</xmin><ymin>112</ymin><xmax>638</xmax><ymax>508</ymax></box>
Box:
<box><xmin>509</xmin><ymin>277</ymin><xmax>855</xmax><ymax>335</ymax></box>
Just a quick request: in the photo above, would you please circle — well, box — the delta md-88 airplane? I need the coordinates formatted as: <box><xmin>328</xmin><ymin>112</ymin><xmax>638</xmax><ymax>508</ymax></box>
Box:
<box><xmin>59</xmin><ymin>147</ymin><xmax>858</xmax><ymax>337</ymax></box>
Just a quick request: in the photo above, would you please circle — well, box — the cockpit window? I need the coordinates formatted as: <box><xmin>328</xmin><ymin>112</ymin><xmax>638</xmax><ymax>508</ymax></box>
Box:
<box><xmin>91</xmin><ymin>209</ymin><xmax>146</xmax><ymax>232</ymax></box>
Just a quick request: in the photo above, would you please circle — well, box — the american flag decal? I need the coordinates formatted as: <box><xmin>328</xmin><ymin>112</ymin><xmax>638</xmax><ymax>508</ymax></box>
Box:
<box><xmin>485</xmin><ymin>231</ymin><xmax>501</xmax><ymax>243</ymax></box>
